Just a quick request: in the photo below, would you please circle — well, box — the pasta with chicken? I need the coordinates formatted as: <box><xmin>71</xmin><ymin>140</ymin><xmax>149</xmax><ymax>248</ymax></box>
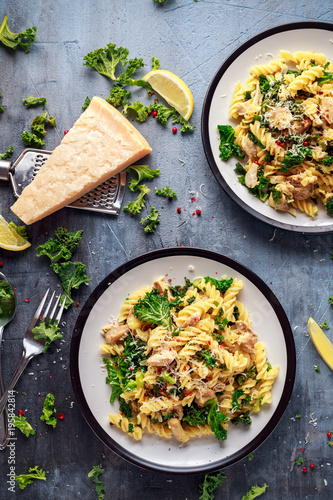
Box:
<box><xmin>219</xmin><ymin>49</ymin><xmax>333</xmax><ymax>218</ymax></box>
<box><xmin>100</xmin><ymin>275</ymin><xmax>278</xmax><ymax>443</ymax></box>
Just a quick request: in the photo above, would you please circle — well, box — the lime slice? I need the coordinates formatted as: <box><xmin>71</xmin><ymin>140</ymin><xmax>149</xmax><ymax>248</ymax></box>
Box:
<box><xmin>308</xmin><ymin>317</ymin><xmax>333</xmax><ymax>370</ymax></box>
<box><xmin>0</xmin><ymin>215</ymin><xmax>31</xmax><ymax>251</ymax></box>
<box><xmin>142</xmin><ymin>69</ymin><xmax>194</xmax><ymax>120</ymax></box>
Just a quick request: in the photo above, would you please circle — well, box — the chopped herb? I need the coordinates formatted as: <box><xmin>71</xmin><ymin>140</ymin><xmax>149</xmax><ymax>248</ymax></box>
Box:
<box><xmin>88</xmin><ymin>465</ymin><xmax>106</xmax><ymax>500</ymax></box>
<box><xmin>82</xmin><ymin>96</ymin><xmax>91</xmax><ymax>110</ymax></box>
<box><xmin>13</xmin><ymin>415</ymin><xmax>36</xmax><ymax>437</ymax></box>
<box><xmin>248</xmin><ymin>452</ymin><xmax>254</xmax><ymax>461</ymax></box>
<box><xmin>266</xmin><ymin>362</ymin><xmax>272</xmax><ymax>371</ymax></box>
<box><xmin>326</xmin><ymin>199</ymin><xmax>333</xmax><ymax>214</ymax></box>
<box><xmin>217</xmin><ymin>124</ymin><xmax>245</xmax><ymax>161</ymax></box>
<box><xmin>314</xmin><ymin>365</ymin><xmax>320</xmax><ymax>373</ymax></box>
<box><xmin>321</xmin><ymin>319</ymin><xmax>329</xmax><ymax>330</ymax></box>
<box><xmin>140</xmin><ymin>206</ymin><xmax>160</xmax><ymax>233</ymax></box>
<box><xmin>294</xmin><ymin>457</ymin><xmax>304</xmax><ymax>466</ymax></box>
<box><xmin>0</xmin><ymin>145</ymin><xmax>14</xmax><ymax>160</ymax></box>
<box><xmin>295</xmin><ymin>413</ymin><xmax>301</xmax><ymax>418</ymax></box>
<box><xmin>328</xmin><ymin>441</ymin><xmax>333</xmax><ymax>446</ymax></box>
<box><xmin>15</xmin><ymin>466</ymin><xmax>46</xmax><ymax>490</ymax></box>
<box><xmin>22</xmin><ymin>96</ymin><xmax>47</xmax><ymax>108</ymax></box>
<box><xmin>241</xmin><ymin>483</ymin><xmax>268</xmax><ymax>500</ymax></box>
<box><xmin>40</xmin><ymin>393</ymin><xmax>57</xmax><ymax>428</ymax></box>
<box><xmin>155</xmin><ymin>186</ymin><xmax>177</xmax><ymax>199</ymax></box>
<box><xmin>204</xmin><ymin>276</ymin><xmax>233</xmax><ymax>294</ymax></box>
<box><xmin>322</xmin><ymin>156</ymin><xmax>333</xmax><ymax>167</ymax></box>
<box><xmin>199</xmin><ymin>471</ymin><xmax>226</xmax><ymax>500</ymax></box>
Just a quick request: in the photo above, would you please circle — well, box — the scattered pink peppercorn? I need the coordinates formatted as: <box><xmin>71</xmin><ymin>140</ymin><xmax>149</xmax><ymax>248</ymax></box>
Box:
<box><xmin>196</xmin><ymin>209</ymin><xmax>201</xmax><ymax>216</ymax></box>
<box><xmin>148</xmin><ymin>110</ymin><xmax>152</xmax><ymax>115</ymax></box>
<box><xmin>302</xmin><ymin>466</ymin><xmax>308</xmax><ymax>472</ymax></box>
<box><xmin>154</xmin><ymin>97</ymin><xmax>158</xmax><ymax>101</ymax></box>
<box><xmin>25</xmin><ymin>298</ymin><xmax>30</xmax><ymax>303</ymax></box>
<box><xmin>276</xmin><ymin>140</ymin><xmax>282</xmax><ymax>146</ymax></box>
<box><xmin>328</xmin><ymin>432</ymin><xmax>332</xmax><ymax>438</ymax></box>
<box><xmin>172</xmin><ymin>127</ymin><xmax>177</xmax><ymax>134</ymax></box>
<box><xmin>176</xmin><ymin>207</ymin><xmax>181</xmax><ymax>213</ymax></box>
<box><xmin>192</xmin><ymin>211</ymin><xmax>195</xmax><ymax>216</ymax></box>
<box><xmin>303</xmin><ymin>141</ymin><xmax>309</xmax><ymax>146</ymax></box>
<box><xmin>152</xmin><ymin>110</ymin><xmax>158</xmax><ymax>117</ymax></box>
<box><xmin>310</xmin><ymin>464</ymin><xmax>315</xmax><ymax>470</ymax></box>
<box><xmin>191</xmin><ymin>197</ymin><xmax>196</xmax><ymax>202</ymax></box>
<box><xmin>254</xmin><ymin>160</ymin><xmax>258</xmax><ymax>164</ymax></box>
<box><xmin>64</xmin><ymin>130</ymin><xmax>69</xmax><ymax>135</ymax></box>
<box><xmin>18</xmin><ymin>409</ymin><xmax>24</xmax><ymax>416</ymax></box>
<box><xmin>0</xmin><ymin>261</ymin><xmax>3</xmax><ymax>267</ymax></box>
<box><xmin>58</xmin><ymin>413</ymin><xmax>64</xmax><ymax>420</ymax></box>
<box><xmin>300</xmin><ymin>448</ymin><xmax>304</xmax><ymax>452</ymax></box>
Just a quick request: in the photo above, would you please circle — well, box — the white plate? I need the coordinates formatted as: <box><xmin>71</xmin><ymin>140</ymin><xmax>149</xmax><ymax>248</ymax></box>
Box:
<box><xmin>202</xmin><ymin>22</ymin><xmax>333</xmax><ymax>233</ymax></box>
<box><xmin>70</xmin><ymin>248</ymin><xmax>295</xmax><ymax>474</ymax></box>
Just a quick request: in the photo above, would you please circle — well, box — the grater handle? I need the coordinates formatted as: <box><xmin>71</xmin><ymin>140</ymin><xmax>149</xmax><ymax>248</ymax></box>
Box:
<box><xmin>0</xmin><ymin>160</ymin><xmax>11</xmax><ymax>182</ymax></box>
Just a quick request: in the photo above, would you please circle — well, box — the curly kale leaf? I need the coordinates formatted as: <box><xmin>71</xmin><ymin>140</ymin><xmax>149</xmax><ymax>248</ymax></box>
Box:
<box><xmin>322</xmin><ymin>156</ymin><xmax>333</xmax><ymax>167</ymax></box>
<box><xmin>241</xmin><ymin>484</ymin><xmax>268</xmax><ymax>500</ymax></box>
<box><xmin>14</xmin><ymin>415</ymin><xmax>36</xmax><ymax>437</ymax></box>
<box><xmin>183</xmin><ymin>403</ymin><xmax>208</xmax><ymax>426</ymax></box>
<box><xmin>32</xmin><ymin>319</ymin><xmax>62</xmax><ymax>352</ymax></box>
<box><xmin>51</xmin><ymin>261</ymin><xmax>90</xmax><ymax>309</ymax></box>
<box><xmin>83</xmin><ymin>43</ymin><xmax>130</xmax><ymax>81</ymax></box>
<box><xmin>21</xmin><ymin>130</ymin><xmax>44</xmax><ymax>147</ymax></box>
<box><xmin>127</xmin><ymin>101</ymin><xmax>149</xmax><ymax>121</ymax></box>
<box><xmin>205</xmin><ymin>397</ymin><xmax>228</xmax><ymax>440</ymax></box>
<box><xmin>134</xmin><ymin>288</ymin><xmax>178</xmax><ymax>334</ymax></box>
<box><xmin>155</xmin><ymin>186</ymin><xmax>177</xmax><ymax>199</ymax></box>
<box><xmin>123</xmin><ymin>184</ymin><xmax>150</xmax><ymax>215</ymax></box>
<box><xmin>197</xmin><ymin>349</ymin><xmax>218</xmax><ymax>369</ymax></box>
<box><xmin>280</xmin><ymin>146</ymin><xmax>312</xmax><ymax>173</ymax></box>
<box><xmin>40</xmin><ymin>393</ymin><xmax>57</xmax><ymax>428</ymax></box>
<box><xmin>217</xmin><ymin>125</ymin><xmax>245</xmax><ymax>161</ymax></box>
<box><xmin>199</xmin><ymin>471</ymin><xmax>226</xmax><ymax>500</ymax></box>
<box><xmin>15</xmin><ymin>466</ymin><xmax>46</xmax><ymax>490</ymax></box>
<box><xmin>0</xmin><ymin>145</ymin><xmax>14</xmax><ymax>160</ymax></box>
<box><xmin>325</xmin><ymin>197</ymin><xmax>333</xmax><ymax>214</ymax></box>
<box><xmin>0</xmin><ymin>15</ymin><xmax>37</xmax><ymax>53</ymax></box>
<box><xmin>88</xmin><ymin>465</ymin><xmax>106</xmax><ymax>500</ymax></box>
<box><xmin>231</xmin><ymin>410</ymin><xmax>252</xmax><ymax>427</ymax></box>
<box><xmin>127</xmin><ymin>165</ymin><xmax>160</xmax><ymax>191</ymax></box>
<box><xmin>31</xmin><ymin>112</ymin><xmax>56</xmax><ymax>137</ymax></box>
<box><xmin>22</xmin><ymin>96</ymin><xmax>47</xmax><ymax>108</ymax></box>
<box><xmin>140</xmin><ymin>206</ymin><xmax>160</xmax><ymax>233</ymax></box>
<box><xmin>204</xmin><ymin>276</ymin><xmax>233</xmax><ymax>294</ymax></box>
<box><xmin>82</xmin><ymin>96</ymin><xmax>91</xmax><ymax>110</ymax></box>
<box><xmin>36</xmin><ymin>227</ymin><xmax>83</xmax><ymax>262</ymax></box>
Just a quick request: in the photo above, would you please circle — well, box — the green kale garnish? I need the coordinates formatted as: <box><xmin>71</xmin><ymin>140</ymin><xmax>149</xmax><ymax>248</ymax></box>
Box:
<box><xmin>0</xmin><ymin>145</ymin><xmax>14</xmax><ymax>160</ymax></box>
<box><xmin>231</xmin><ymin>389</ymin><xmax>245</xmax><ymax>412</ymax></box>
<box><xmin>197</xmin><ymin>349</ymin><xmax>218</xmax><ymax>369</ymax></box>
<box><xmin>140</xmin><ymin>206</ymin><xmax>160</xmax><ymax>233</ymax></box>
<box><xmin>0</xmin><ymin>15</ymin><xmax>37</xmax><ymax>53</ymax></box>
<box><xmin>155</xmin><ymin>186</ymin><xmax>177</xmax><ymax>199</ymax></box>
<box><xmin>199</xmin><ymin>471</ymin><xmax>226</xmax><ymax>500</ymax></box>
<box><xmin>40</xmin><ymin>393</ymin><xmax>57</xmax><ymax>427</ymax></box>
<box><xmin>231</xmin><ymin>410</ymin><xmax>252</xmax><ymax>427</ymax></box>
<box><xmin>241</xmin><ymin>484</ymin><xmax>268</xmax><ymax>500</ymax></box>
<box><xmin>170</xmin><ymin>278</ymin><xmax>193</xmax><ymax>298</ymax></box>
<box><xmin>217</xmin><ymin>125</ymin><xmax>245</xmax><ymax>161</ymax></box>
<box><xmin>32</xmin><ymin>319</ymin><xmax>62</xmax><ymax>352</ymax></box>
<box><xmin>204</xmin><ymin>276</ymin><xmax>233</xmax><ymax>294</ymax></box>
<box><xmin>325</xmin><ymin>197</ymin><xmax>333</xmax><ymax>214</ymax></box>
<box><xmin>88</xmin><ymin>465</ymin><xmax>106</xmax><ymax>500</ymax></box>
<box><xmin>82</xmin><ymin>96</ymin><xmax>91</xmax><ymax>110</ymax></box>
<box><xmin>248</xmin><ymin>131</ymin><xmax>265</xmax><ymax>149</ymax></box>
<box><xmin>51</xmin><ymin>261</ymin><xmax>90</xmax><ymax>309</ymax></box>
<box><xmin>21</xmin><ymin>130</ymin><xmax>45</xmax><ymax>147</ymax></box>
<box><xmin>148</xmin><ymin>102</ymin><xmax>176</xmax><ymax>125</ymax></box>
<box><xmin>314</xmin><ymin>365</ymin><xmax>320</xmax><ymax>373</ymax></box>
<box><xmin>22</xmin><ymin>96</ymin><xmax>47</xmax><ymax>108</ymax></box>
<box><xmin>321</xmin><ymin>319</ymin><xmax>329</xmax><ymax>330</ymax></box>
<box><xmin>293</xmin><ymin>456</ymin><xmax>304</xmax><ymax>466</ymax></box>
<box><xmin>205</xmin><ymin>397</ymin><xmax>228</xmax><ymax>440</ymax></box>
<box><xmin>183</xmin><ymin>403</ymin><xmax>208</xmax><ymax>426</ymax></box>
<box><xmin>280</xmin><ymin>146</ymin><xmax>312</xmax><ymax>173</ymax></box>
<box><xmin>322</xmin><ymin>156</ymin><xmax>333</xmax><ymax>167</ymax></box>
<box><xmin>36</xmin><ymin>227</ymin><xmax>83</xmax><ymax>262</ymax></box>
<box><xmin>235</xmin><ymin>365</ymin><xmax>257</xmax><ymax>386</ymax></box>
<box><xmin>15</xmin><ymin>466</ymin><xmax>46</xmax><ymax>490</ymax></box>
<box><xmin>134</xmin><ymin>288</ymin><xmax>179</xmax><ymax>334</ymax></box>
<box><xmin>316</xmin><ymin>71</ymin><xmax>333</xmax><ymax>85</ymax></box>
<box><xmin>258</xmin><ymin>74</ymin><xmax>271</xmax><ymax>93</ymax></box>
<box><xmin>234</xmin><ymin>162</ymin><xmax>247</xmax><ymax>175</ymax></box>
<box><xmin>106</xmin><ymin>85</ymin><xmax>132</xmax><ymax>110</ymax></box>
<box><xmin>30</xmin><ymin>112</ymin><xmax>56</xmax><ymax>137</ymax></box>
<box><xmin>127</xmin><ymin>165</ymin><xmax>160</xmax><ymax>192</ymax></box>
<box><xmin>123</xmin><ymin>184</ymin><xmax>150</xmax><ymax>215</ymax></box>
<box><xmin>13</xmin><ymin>415</ymin><xmax>36</xmax><ymax>437</ymax></box>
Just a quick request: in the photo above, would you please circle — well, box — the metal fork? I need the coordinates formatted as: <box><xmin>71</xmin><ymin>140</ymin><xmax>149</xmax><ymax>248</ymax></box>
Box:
<box><xmin>0</xmin><ymin>289</ymin><xmax>66</xmax><ymax>449</ymax></box>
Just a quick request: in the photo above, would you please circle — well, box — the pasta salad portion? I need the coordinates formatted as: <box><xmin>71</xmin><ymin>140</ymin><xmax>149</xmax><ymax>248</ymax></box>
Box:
<box><xmin>100</xmin><ymin>275</ymin><xmax>278</xmax><ymax>443</ymax></box>
<box><xmin>219</xmin><ymin>49</ymin><xmax>333</xmax><ymax>219</ymax></box>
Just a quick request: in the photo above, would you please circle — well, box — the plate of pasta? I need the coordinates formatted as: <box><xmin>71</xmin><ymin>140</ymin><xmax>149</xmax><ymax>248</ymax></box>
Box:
<box><xmin>70</xmin><ymin>248</ymin><xmax>295</xmax><ymax>473</ymax></box>
<box><xmin>202</xmin><ymin>21</ymin><xmax>333</xmax><ymax>232</ymax></box>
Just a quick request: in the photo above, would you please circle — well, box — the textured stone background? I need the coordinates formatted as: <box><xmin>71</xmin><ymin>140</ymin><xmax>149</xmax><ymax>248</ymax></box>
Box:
<box><xmin>1</xmin><ymin>1</ymin><xmax>333</xmax><ymax>498</ymax></box>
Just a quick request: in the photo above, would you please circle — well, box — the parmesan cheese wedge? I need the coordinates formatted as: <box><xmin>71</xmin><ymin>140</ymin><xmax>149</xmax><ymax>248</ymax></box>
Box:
<box><xmin>11</xmin><ymin>96</ymin><xmax>152</xmax><ymax>224</ymax></box>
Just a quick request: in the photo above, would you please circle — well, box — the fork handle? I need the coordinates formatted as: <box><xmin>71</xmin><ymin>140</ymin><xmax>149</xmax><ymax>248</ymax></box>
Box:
<box><xmin>0</xmin><ymin>353</ymin><xmax>31</xmax><ymax>417</ymax></box>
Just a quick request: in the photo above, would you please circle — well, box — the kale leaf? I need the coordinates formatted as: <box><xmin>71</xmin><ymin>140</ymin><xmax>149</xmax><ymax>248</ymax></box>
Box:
<box><xmin>280</xmin><ymin>146</ymin><xmax>311</xmax><ymax>173</ymax></box>
<box><xmin>231</xmin><ymin>410</ymin><xmax>252</xmax><ymax>427</ymax></box>
<box><xmin>15</xmin><ymin>466</ymin><xmax>46</xmax><ymax>490</ymax></box>
<box><xmin>14</xmin><ymin>415</ymin><xmax>36</xmax><ymax>437</ymax></box>
<box><xmin>127</xmin><ymin>165</ymin><xmax>160</xmax><ymax>192</ymax></box>
<box><xmin>87</xmin><ymin>465</ymin><xmax>106</xmax><ymax>500</ymax></box>
<box><xmin>197</xmin><ymin>349</ymin><xmax>218</xmax><ymax>369</ymax></box>
<box><xmin>140</xmin><ymin>206</ymin><xmax>160</xmax><ymax>233</ymax></box>
<box><xmin>183</xmin><ymin>403</ymin><xmax>208</xmax><ymax>426</ymax></box>
<box><xmin>22</xmin><ymin>96</ymin><xmax>47</xmax><ymax>108</ymax></box>
<box><xmin>32</xmin><ymin>319</ymin><xmax>62</xmax><ymax>352</ymax></box>
<box><xmin>199</xmin><ymin>471</ymin><xmax>226</xmax><ymax>500</ymax></box>
<box><xmin>40</xmin><ymin>393</ymin><xmax>57</xmax><ymax>427</ymax></box>
<box><xmin>133</xmin><ymin>288</ymin><xmax>178</xmax><ymax>334</ymax></box>
<box><xmin>217</xmin><ymin>125</ymin><xmax>245</xmax><ymax>161</ymax></box>
<box><xmin>155</xmin><ymin>186</ymin><xmax>177</xmax><ymax>199</ymax></box>
<box><xmin>204</xmin><ymin>276</ymin><xmax>233</xmax><ymax>294</ymax></box>
<box><xmin>0</xmin><ymin>145</ymin><xmax>14</xmax><ymax>160</ymax></box>
<box><xmin>51</xmin><ymin>261</ymin><xmax>90</xmax><ymax>308</ymax></box>
<box><xmin>36</xmin><ymin>227</ymin><xmax>83</xmax><ymax>262</ymax></box>
<box><xmin>0</xmin><ymin>15</ymin><xmax>37</xmax><ymax>53</ymax></box>
<box><xmin>241</xmin><ymin>483</ymin><xmax>268</xmax><ymax>500</ymax></box>
<box><xmin>123</xmin><ymin>184</ymin><xmax>151</xmax><ymax>215</ymax></box>
<box><xmin>205</xmin><ymin>397</ymin><xmax>228</xmax><ymax>440</ymax></box>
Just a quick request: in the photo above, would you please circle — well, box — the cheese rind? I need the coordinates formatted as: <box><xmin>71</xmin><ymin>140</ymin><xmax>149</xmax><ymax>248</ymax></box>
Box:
<box><xmin>11</xmin><ymin>96</ymin><xmax>152</xmax><ymax>224</ymax></box>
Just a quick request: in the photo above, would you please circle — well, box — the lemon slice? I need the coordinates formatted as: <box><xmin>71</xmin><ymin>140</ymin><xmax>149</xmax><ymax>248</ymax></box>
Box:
<box><xmin>0</xmin><ymin>215</ymin><xmax>31</xmax><ymax>251</ymax></box>
<box><xmin>142</xmin><ymin>69</ymin><xmax>194</xmax><ymax>120</ymax></box>
<box><xmin>308</xmin><ymin>317</ymin><xmax>333</xmax><ymax>370</ymax></box>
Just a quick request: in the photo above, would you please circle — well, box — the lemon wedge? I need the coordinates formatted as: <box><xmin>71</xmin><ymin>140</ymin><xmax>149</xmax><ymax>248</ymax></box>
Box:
<box><xmin>142</xmin><ymin>69</ymin><xmax>194</xmax><ymax>120</ymax></box>
<box><xmin>0</xmin><ymin>215</ymin><xmax>31</xmax><ymax>251</ymax></box>
<box><xmin>308</xmin><ymin>317</ymin><xmax>333</xmax><ymax>370</ymax></box>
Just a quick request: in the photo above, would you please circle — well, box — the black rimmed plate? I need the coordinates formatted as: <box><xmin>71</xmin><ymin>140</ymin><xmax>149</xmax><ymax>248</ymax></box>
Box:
<box><xmin>70</xmin><ymin>248</ymin><xmax>295</xmax><ymax>474</ymax></box>
<box><xmin>202</xmin><ymin>22</ymin><xmax>333</xmax><ymax>233</ymax></box>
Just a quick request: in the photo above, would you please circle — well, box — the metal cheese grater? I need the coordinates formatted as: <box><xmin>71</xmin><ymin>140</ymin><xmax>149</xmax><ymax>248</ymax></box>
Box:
<box><xmin>0</xmin><ymin>148</ymin><xmax>126</xmax><ymax>215</ymax></box>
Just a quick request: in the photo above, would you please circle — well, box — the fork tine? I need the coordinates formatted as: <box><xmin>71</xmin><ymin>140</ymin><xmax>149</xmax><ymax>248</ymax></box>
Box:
<box><xmin>41</xmin><ymin>290</ymin><xmax>56</xmax><ymax>320</ymax></box>
<box><xmin>55</xmin><ymin>296</ymin><xmax>66</xmax><ymax>323</ymax></box>
<box><xmin>48</xmin><ymin>293</ymin><xmax>61</xmax><ymax>323</ymax></box>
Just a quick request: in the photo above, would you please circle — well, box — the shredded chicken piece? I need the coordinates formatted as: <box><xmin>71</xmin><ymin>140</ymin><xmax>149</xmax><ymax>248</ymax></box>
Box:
<box><xmin>289</xmin><ymin>117</ymin><xmax>311</xmax><ymax>135</ymax></box>
<box><xmin>269</xmin><ymin>175</ymin><xmax>287</xmax><ymax>184</ymax></box>
<box><xmin>153</xmin><ymin>279</ymin><xmax>173</xmax><ymax>301</ymax></box>
<box><xmin>213</xmin><ymin>383</ymin><xmax>225</xmax><ymax>393</ymax></box>
<box><xmin>182</xmin><ymin>311</ymin><xmax>201</xmax><ymax>328</ymax></box>
<box><xmin>287</xmin><ymin>174</ymin><xmax>316</xmax><ymax>200</ymax></box>
<box><xmin>195</xmin><ymin>386</ymin><xmax>215</xmax><ymax>407</ymax></box>
<box><xmin>269</xmin><ymin>106</ymin><xmax>293</xmax><ymax>130</ymax></box>
<box><xmin>251</xmin><ymin>82</ymin><xmax>262</xmax><ymax>108</ymax></box>
<box><xmin>268</xmin><ymin>182</ymin><xmax>296</xmax><ymax>214</ymax></box>
<box><xmin>167</xmin><ymin>418</ymin><xmax>189</xmax><ymax>443</ymax></box>
<box><xmin>320</xmin><ymin>96</ymin><xmax>333</xmax><ymax>124</ymax></box>
<box><xmin>102</xmin><ymin>323</ymin><xmax>129</xmax><ymax>344</ymax></box>
<box><xmin>234</xmin><ymin>321</ymin><xmax>258</xmax><ymax>356</ymax></box>
<box><xmin>163</xmin><ymin>404</ymin><xmax>184</xmax><ymax>420</ymax></box>
<box><xmin>245</xmin><ymin>162</ymin><xmax>259</xmax><ymax>188</ymax></box>
<box><xmin>241</xmin><ymin>135</ymin><xmax>258</xmax><ymax>161</ymax></box>
<box><xmin>147</xmin><ymin>348</ymin><xmax>177</xmax><ymax>367</ymax></box>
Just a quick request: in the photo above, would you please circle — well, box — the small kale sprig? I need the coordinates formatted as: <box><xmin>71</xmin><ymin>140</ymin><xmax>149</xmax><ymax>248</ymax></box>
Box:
<box><xmin>40</xmin><ymin>393</ymin><xmax>57</xmax><ymax>428</ymax></box>
<box><xmin>0</xmin><ymin>15</ymin><xmax>37</xmax><ymax>53</ymax></box>
<box><xmin>205</xmin><ymin>397</ymin><xmax>228</xmax><ymax>441</ymax></box>
<box><xmin>217</xmin><ymin>125</ymin><xmax>245</xmax><ymax>161</ymax></box>
<box><xmin>14</xmin><ymin>415</ymin><xmax>36</xmax><ymax>437</ymax></box>
<box><xmin>88</xmin><ymin>465</ymin><xmax>106</xmax><ymax>500</ymax></box>
<box><xmin>15</xmin><ymin>466</ymin><xmax>46</xmax><ymax>490</ymax></box>
<box><xmin>32</xmin><ymin>319</ymin><xmax>62</xmax><ymax>352</ymax></box>
<box><xmin>140</xmin><ymin>206</ymin><xmax>160</xmax><ymax>233</ymax></box>
<box><xmin>133</xmin><ymin>288</ymin><xmax>179</xmax><ymax>334</ymax></box>
<box><xmin>199</xmin><ymin>471</ymin><xmax>226</xmax><ymax>500</ymax></box>
<box><xmin>0</xmin><ymin>145</ymin><xmax>14</xmax><ymax>160</ymax></box>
